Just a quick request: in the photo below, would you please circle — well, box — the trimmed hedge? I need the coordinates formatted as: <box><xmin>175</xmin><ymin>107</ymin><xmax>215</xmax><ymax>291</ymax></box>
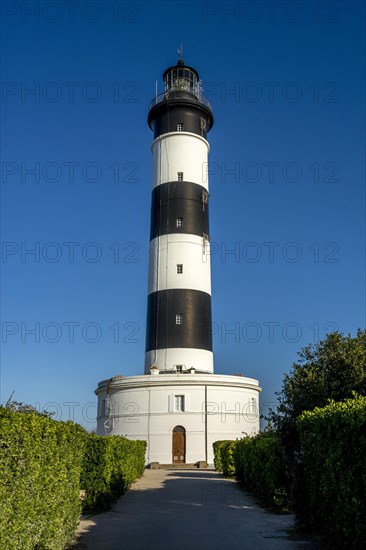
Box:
<box><xmin>81</xmin><ymin>435</ymin><xmax>147</xmax><ymax>510</ymax></box>
<box><xmin>212</xmin><ymin>440</ymin><xmax>228</xmax><ymax>473</ymax></box>
<box><xmin>297</xmin><ymin>395</ymin><xmax>366</xmax><ymax>548</ymax></box>
<box><xmin>234</xmin><ymin>432</ymin><xmax>290</xmax><ymax>509</ymax></box>
<box><xmin>0</xmin><ymin>406</ymin><xmax>147</xmax><ymax>548</ymax></box>
<box><xmin>214</xmin><ymin>396</ymin><xmax>366</xmax><ymax>544</ymax></box>
<box><xmin>213</xmin><ymin>433</ymin><xmax>290</xmax><ymax>510</ymax></box>
<box><xmin>212</xmin><ymin>440</ymin><xmax>237</xmax><ymax>476</ymax></box>
<box><xmin>0</xmin><ymin>407</ymin><xmax>86</xmax><ymax>549</ymax></box>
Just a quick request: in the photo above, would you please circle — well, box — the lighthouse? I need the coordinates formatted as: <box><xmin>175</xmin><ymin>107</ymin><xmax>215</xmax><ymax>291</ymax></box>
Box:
<box><xmin>145</xmin><ymin>57</ymin><xmax>214</xmax><ymax>375</ymax></box>
<box><xmin>95</xmin><ymin>57</ymin><xmax>261</xmax><ymax>466</ymax></box>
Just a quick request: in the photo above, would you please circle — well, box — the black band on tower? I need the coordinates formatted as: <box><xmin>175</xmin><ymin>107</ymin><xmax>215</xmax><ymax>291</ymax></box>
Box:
<box><xmin>150</xmin><ymin>181</ymin><xmax>209</xmax><ymax>241</ymax></box>
<box><xmin>148</xmin><ymin>102</ymin><xmax>212</xmax><ymax>140</ymax></box>
<box><xmin>146</xmin><ymin>289</ymin><xmax>213</xmax><ymax>352</ymax></box>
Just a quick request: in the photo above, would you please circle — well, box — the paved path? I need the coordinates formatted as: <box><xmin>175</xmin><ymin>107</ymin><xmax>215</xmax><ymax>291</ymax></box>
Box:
<box><xmin>73</xmin><ymin>469</ymin><xmax>318</xmax><ymax>550</ymax></box>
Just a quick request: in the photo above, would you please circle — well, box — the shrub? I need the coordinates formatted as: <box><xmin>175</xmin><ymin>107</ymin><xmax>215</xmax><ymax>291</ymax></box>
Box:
<box><xmin>233</xmin><ymin>432</ymin><xmax>290</xmax><ymax>509</ymax></box>
<box><xmin>213</xmin><ymin>440</ymin><xmax>237</xmax><ymax>475</ymax></box>
<box><xmin>297</xmin><ymin>394</ymin><xmax>366</xmax><ymax>548</ymax></box>
<box><xmin>267</xmin><ymin>330</ymin><xmax>366</xmax><ymax>515</ymax></box>
<box><xmin>212</xmin><ymin>440</ymin><xmax>228</xmax><ymax>472</ymax></box>
<box><xmin>81</xmin><ymin>434</ymin><xmax>146</xmax><ymax>510</ymax></box>
<box><xmin>220</xmin><ymin>441</ymin><xmax>237</xmax><ymax>477</ymax></box>
<box><xmin>0</xmin><ymin>406</ymin><xmax>86</xmax><ymax>549</ymax></box>
<box><xmin>0</xmin><ymin>404</ymin><xmax>147</xmax><ymax>547</ymax></box>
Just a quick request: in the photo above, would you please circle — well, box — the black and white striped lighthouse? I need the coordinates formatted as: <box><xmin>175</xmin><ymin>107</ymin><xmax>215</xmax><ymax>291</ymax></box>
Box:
<box><xmin>96</xmin><ymin>56</ymin><xmax>261</xmax><ymax>461</ymax></box>
<box><xmin>145</xmin><ymin>57</ymin><xmax>214</xmax><ymax>375</ymax></box>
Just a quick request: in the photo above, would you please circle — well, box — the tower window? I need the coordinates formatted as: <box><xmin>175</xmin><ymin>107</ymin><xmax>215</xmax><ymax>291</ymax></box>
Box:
<box><xmin>177</xmin><ymin>123</ymin><xmax>184</xmax><ymax>132</ymax></box>
<box><xmin>176</xmin><ymin>218</ymin><xmax>183</xmax><ymax>228</ymax></box>
<box><xmin>177</xmin><ymin>264</ymin><xmax>183</xmax><ymax>274</ymax></box>
<box><xmin>176</xmin><ymin>313</ymin><xmax>183</xmax><ymax>325</ymax></box>
<box><xmin>175</xmin><ymin>395</ymin><xmax>185</xmax><ymax>410</ymax></box>
<box><xmin>177</xmin><ymin>172</ymin><xmax>183</xmax><ymax>181</ymax></box>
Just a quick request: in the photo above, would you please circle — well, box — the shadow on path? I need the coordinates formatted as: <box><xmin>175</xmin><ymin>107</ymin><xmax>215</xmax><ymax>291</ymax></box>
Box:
<box><xmin>73</xmin><ymin>469</ymin><xmax>319</xmax><ymax>550</ymax></box>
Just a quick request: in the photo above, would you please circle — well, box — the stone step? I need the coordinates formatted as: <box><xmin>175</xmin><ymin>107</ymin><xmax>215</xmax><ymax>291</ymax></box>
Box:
<box><xmin>150</xmin><ymin>461</ymin><xmax>208</xmax><ymax>469</ymax></box>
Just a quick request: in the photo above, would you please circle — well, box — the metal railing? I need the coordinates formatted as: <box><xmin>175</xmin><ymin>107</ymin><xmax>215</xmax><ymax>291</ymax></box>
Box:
<box><xmin>149</xmin><ymin>91</ymin><xmax>212</xmax><ymax>111</ymax></box>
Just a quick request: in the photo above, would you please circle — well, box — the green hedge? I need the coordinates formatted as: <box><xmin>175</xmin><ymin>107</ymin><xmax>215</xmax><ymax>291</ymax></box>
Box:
<box><xmin>213</xmin><ymin>433</ymin><xmax>290</xmax><ymax>510</ymax></box>
<box><xmin>0</xmin><ymin>407</ymin><xmax>86</xmax><ymax>549</ymax></box>
<box><xmin>212</xmin><ymin>440</ymin><xmax>237</xmax><ymax>476</ymax></box>
<box><xmin>0</xmin><ymin>406</ymin><xmax>147</xmax><ymax>548</ymax></box>
<box><xmin>221</xmin><ymin>441</ymin><xmax>237</xmax><ymax>476</ymax></box>
<box><xmin>212</xmin><ymin>440</ymin><xmax>228</xmax><ymax>473</ymax></box>
<box><xmin>297</xmin><ymin>395</ymin><xmax>366</xmax><ymax>548</ymax></box>
<box><xmin>234</xmin><ymin>432</ymin><xmax>290</xmax><ymax>509</ymax></box>
<box><xmin>81</xmin><ymin>435</ymin><xmax>147</xmax><ymax>510</ymax></box>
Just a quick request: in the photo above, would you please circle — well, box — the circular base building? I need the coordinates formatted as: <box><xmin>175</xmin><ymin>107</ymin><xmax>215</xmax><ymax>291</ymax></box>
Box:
<box><xmin>95</xmin><ymin>370</ymin><xmax>261</xmax><ymax>465</ymax></box>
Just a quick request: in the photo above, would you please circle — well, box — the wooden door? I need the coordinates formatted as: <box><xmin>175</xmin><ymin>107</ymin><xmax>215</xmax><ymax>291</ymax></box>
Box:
<box><xmin>172</xmin><ymin>426</ymin><xmax>186</xmax><ymax>463</ymax></box>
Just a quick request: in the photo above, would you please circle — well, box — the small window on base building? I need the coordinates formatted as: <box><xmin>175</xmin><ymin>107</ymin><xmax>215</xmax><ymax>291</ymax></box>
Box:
<box><xmin>175</xmin><ymin>394</ymin><xmax>185</xmax><ymax>410</ymax></box>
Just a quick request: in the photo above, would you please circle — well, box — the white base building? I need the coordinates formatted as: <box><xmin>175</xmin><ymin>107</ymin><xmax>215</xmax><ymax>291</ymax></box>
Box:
<box><xmin>95</xmin><ymin>371</ymin><xmax>261</xmax><ymax>465</ymax></box>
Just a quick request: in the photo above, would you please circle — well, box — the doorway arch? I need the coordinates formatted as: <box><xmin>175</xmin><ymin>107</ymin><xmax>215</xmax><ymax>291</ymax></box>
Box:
<box><xmin>172</xmin><ymin>426</ymin><xmax>186</xmax><ymax>464</ymax></box>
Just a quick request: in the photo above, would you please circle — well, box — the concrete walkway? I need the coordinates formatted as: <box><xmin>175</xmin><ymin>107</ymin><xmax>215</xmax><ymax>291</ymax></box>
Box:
<box><xmin>73</xmin><ymin>469</ymin><xmax>318</xmax><ymax>550</ymax></box>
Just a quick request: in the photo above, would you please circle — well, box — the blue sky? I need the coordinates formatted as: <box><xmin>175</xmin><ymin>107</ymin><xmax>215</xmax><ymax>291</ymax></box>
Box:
<box><xmin>1</xmin><ymin>1</ymin><xmax>365</xmax><ymax>428</ymax></box>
